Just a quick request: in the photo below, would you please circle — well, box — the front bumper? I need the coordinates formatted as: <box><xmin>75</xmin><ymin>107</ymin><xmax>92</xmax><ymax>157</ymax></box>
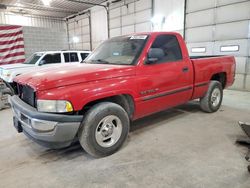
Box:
<box><xmin>9</xmin><ymin>95</ymin><xmax>83</xmax><ymax>149</ymax></box>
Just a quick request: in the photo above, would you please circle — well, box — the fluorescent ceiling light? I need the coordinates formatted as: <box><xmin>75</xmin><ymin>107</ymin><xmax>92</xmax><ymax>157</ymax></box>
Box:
<box><xmin>41</xmin><ymin>0</ymin><xmax>51</xmax><ymax>6</ymax></box>
<box><xmin>72</xmin><ymin>36</ymin><xmax>79</xmax><ymax>43</ymax></box>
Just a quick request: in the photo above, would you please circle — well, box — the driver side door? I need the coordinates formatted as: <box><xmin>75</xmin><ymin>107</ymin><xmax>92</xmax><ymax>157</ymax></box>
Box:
<box><xmin>136</xmin><ymin>34</ymin><xmax>193</xmax><ymax>117</ymax></box>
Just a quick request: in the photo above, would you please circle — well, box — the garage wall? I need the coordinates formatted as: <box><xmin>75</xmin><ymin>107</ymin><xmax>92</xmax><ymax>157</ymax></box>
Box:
<box><xmin>0</xmin><ymin>12</ymin><xmax>65</xmax><ymax>30</ymax></box>
<box><xmin>185</xmin><ymin>0</ymin><xmax>250</xmax><ymax>91</ymax></box>
<box><xmin>109</xmin><ymin>0</ymin><xmax>152</xmax><ymax>37</ymax></box>
<box><xmin>0</xmin><ymin>12</ymin><xmax>68</xmax><ymax>58</ymax></box>
<box><xmin>154</xmin><ymin>0</ymin><xmax>185</xmax><ymax>35</ymax></box>
<box><xmin>67</xmin><ymin>0</ymin><xmax>153</xmax><ymax>51</ymax></box>
<box><xmin>67</xmin><ymin>14</ymin><xmax>91</xmax><ymax>50</ymax></box>
<box><xmin>23</xmin><ymin>26</ymin><xmax>68</xmax><ymax>58</ymax></box>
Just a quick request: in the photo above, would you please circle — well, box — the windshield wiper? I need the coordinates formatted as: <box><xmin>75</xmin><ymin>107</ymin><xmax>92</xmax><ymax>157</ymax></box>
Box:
<box><xmin>92</xmin><ymin>59</ymin><xmax>110</xmax><ymax>64</ymax></box>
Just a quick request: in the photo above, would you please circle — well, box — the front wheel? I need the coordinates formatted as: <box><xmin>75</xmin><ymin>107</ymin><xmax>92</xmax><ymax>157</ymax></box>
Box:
<box><xmin>78</xmin><ymin>102</ymin><xmax>130</xmax><ymax>158</ymax></box>
<box><xmin>200</xmin><ymin>81</ymin><xmax>223</xmax><ymax>113</ymax></box>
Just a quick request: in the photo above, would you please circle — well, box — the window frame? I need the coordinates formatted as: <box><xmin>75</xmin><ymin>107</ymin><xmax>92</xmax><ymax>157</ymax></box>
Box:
<box><xmin>40</xmin><ymin>53</ymin><xmax>61</xmax><ymax>65</ymax></box>
<box><xmin>146</xmin><ymin>34</ymin><xmax>183</xmax><ymax>65</ymax></box>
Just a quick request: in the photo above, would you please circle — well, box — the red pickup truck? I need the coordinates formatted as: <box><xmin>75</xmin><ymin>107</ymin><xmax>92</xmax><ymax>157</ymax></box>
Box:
<box><xmin>9</xmin><ymin>32</ymin><xmax>235</xmax><ymax>157</ymax></box>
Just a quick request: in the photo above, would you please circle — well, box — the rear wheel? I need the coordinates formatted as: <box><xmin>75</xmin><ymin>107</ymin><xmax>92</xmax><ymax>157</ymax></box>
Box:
<box><xmin>78</xmin><ymin>102</ymin><xmax>130</xmax><ymax>158</ymax></box>
<box><xmin>200</xmin><ymin>81</ymin><xmax>223</xmax><ymax>113</ymax></box>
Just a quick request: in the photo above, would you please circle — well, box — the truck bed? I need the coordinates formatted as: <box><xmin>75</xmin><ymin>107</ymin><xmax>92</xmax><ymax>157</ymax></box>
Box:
<box><xmin>190</xmin><ymin>55</ymin><xmax>235</xmax><ymax>99</ymax></box>
<box><xmin>190</xmin><ymin>55</ymin><xmax>223</xmax><ymax>59</ymax></box>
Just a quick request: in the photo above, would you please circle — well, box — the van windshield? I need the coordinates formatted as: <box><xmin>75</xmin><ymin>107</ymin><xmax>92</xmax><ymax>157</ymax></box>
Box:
<box><xmin>23</xmin><ymin>53</ymin><xmax>43</xmax><ymax>64</ymax></box>
<box><xmin>84</xmin><ymin>35</ymin><xmax>148</xmax><ymax>65</ymax></box>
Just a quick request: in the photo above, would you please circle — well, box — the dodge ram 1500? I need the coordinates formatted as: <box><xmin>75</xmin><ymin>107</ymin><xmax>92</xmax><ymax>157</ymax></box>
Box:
<box><xmin>9</xmin><ymin>32</ymin><xmax>235</xmax><ymax>157</ymax></box>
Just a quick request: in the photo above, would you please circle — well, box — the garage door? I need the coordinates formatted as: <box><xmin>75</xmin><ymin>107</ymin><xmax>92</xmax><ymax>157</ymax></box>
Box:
<box><xmin>109</xmin><ymin>0</ymin><xmax>152</xmax><ymax>37</ymax></box>
<box><xmin>184</xmin><ymin>0</ymin><xmax>250</xmax><ymax>90</ymax></box>
<box><xmin>68</xmin><ymin>14</ymin><xmax>91</xmax><ymax>50</ymax></box>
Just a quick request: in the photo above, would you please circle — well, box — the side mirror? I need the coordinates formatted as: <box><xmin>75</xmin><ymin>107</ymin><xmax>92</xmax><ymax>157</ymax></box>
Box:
<box><xmin>146</xmin><ymin>48</ymin><xmax>165</xmax><ymax>64</ymax></box>
<box><xmin>39</xmin><ymin>60</ymin><xmax>46</xmax><ymax>66</ymax></box>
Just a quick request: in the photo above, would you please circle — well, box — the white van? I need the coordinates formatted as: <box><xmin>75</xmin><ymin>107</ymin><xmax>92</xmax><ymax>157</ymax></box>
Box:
<box><xmin>0</xmin><ymin>50</ymin><xmax>91</xmax><ymax>84</ymax></box>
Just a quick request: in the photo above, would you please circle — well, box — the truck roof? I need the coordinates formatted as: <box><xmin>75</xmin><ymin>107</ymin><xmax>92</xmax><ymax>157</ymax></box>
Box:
<box><xmin>35</xmin><ymin>50</ymin><xmax>91</xmax><ymax>54</ymax></box>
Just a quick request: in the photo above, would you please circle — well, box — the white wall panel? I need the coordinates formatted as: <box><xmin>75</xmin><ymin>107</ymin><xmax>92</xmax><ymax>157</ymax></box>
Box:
<box><xmin>122</xmin><ymin>25</ymin><xmax>134</xmax><ymax>35</ymax></box>
<box><xmin>185</xmin><ymin>0</ymin><xmax>250</xmax><ymax>91</ymax></box>
<box><xmin>154</xmin><ymin>0</ymin><xmax>185</xmax><ymax>31</ymax></box>
<box><xmin>135</xmin><ymin>9</ymin><xmax>151</xmax><ymax>23</ymax></box>
<box><xmin>214</xmin><ymin>21</ymin><xmax>250</xmax><ymax>41</ymax></box>
<box><xmin>91</xmin><ymin>6</ymin><xmax>108</xmax><ymax>50</ymax></box>
<box><xmin>235</xmin><ymin>57</ymin><xmax>247</xmax><ymax>74</ymax></box>
<box><xmin>186</xmin><ymin>9</ymin><xmax>214</xmax><ymax>28</ymax></box>
<box><xmin>0</xmin><ymin>12</ymin><xmax>65</xmax><ymax>30</ymax></box>
<box><xmin>186</xmin><ymin>26</ymin><xmax>213</xmax><ymax>43</ymax></box>
<box><xmin>135</xmin><ymin>0</ymin><xmax>152</xmax><ymax>11</ymax></box>
<box><xmin>82</xmin><ymin>43</ymin><xmax>91</xmax><ymax>50</ymax></box>
<box><xmin>110</xmin><ymin>8</ymin><xmax>121</xmax><ymax>18</ymax></box>
<box><xmin>214</xmin><ymin>39</ymin><xmax>249</xmax><ymax>57</ymax></box>
<box><xmin>186</xmin><ymin>0</ymin><xmax>216</xmax><ymax>13</ymax></box>
<box><xmin>187</xmin><ymin>42</ymin><xmax>214</xmax><ymax>56</ymax></box>
<box><xmin>110</xmin><ymin>28</ymin><xmax>121</xmax><ymax>37</ymax></box>
<box><xmin>230</xmin><ymin>74</ymin><xmax>245</xmax><ymax>90</ymax></box>
<box><xmin>82</xmin><ymin>26</ymin><xmax>90</xmax><ymax>34</ymax></box>
<box><xmin>217</xmin><ymin>0</ymin><xmax>247</xmax><ymax>6</ymax></box>
<box><xmin>246</xmin><ymin>75</ymin><xmax>250</xmax><ymax>90</ymax></box>
<box><xmin>216</xmin><ymin>1</ymin><xmax>250</xmax><ymax>24</ymax></box>
<box><xmin>110</xmin><ymin>17</ymin><xmax>121</xmax><ymax>29</ymax></box>
<box><xmin>122</xmin><ymin>3</ymin><xmax>135</xmax><ymax>15</ymax></box>
<box><xmin>122</xmin><ymin>14</ymin><xmax>135</xmax><ymax>26</ymax></box>
<box><xmin>135</xmin><ymin>22</ymin><xmax>151</xmax><ymax>32</ymax></box>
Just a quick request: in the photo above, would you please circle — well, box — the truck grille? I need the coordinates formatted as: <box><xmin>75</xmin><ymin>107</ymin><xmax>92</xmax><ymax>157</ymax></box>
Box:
<box><xmin>15</xmin><ymin>82</ymin><xmax>36</xmax><ymax>107</ymax></box>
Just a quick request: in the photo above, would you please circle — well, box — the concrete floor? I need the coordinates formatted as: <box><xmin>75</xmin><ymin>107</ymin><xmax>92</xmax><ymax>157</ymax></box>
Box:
<box><xmin>0</xmin><ymin>90</ymin><xmax>250</xmax><ymax>188</ymax></box>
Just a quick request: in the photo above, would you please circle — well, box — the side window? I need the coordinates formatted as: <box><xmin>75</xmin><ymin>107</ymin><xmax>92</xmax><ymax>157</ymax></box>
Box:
<box><xmin>64</xmin><ymin>53</ymin><xmax>70</xmax><ymax>62</ymax></box>
<box><xmin>150</xmin><ymin>35</ymin><xmax>183</xmax><ymax>63</ymax></box>
<box><xmin>70</xmin><ymin>53</ymin><xmax>78</xmax><ymax>62</ymax></box>
<box><xmin>42</xmin><ymin>53</ymin><xmax>61</xmax><ymax>64</ymax></box>
<box><xmin>64</xmin><ymin>53</ymin><xmax>79</xmax><ymax>63</ymax></box>
<box><xmin>80</xmin><ymin>53</ymin><xmax>89</xmax><ymax>60</ymax></box>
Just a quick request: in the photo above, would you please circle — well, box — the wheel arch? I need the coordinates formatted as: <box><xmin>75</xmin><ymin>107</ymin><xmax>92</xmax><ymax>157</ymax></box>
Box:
<box><xmin>79</xmin><ymin>94</ymin><xmax>135</xmax><ymax>120</ymax></box>
<box><xmin>210</xmin><ymin>72</ymin><xmax>227</xmax><ymax>88</ymax></box>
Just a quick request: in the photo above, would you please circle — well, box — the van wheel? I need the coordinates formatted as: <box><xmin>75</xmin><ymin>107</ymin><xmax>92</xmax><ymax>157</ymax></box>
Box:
<box><xmin>200</xmin><ymin>81</ymin><xmax>223</xmax><ymax>113</ymax></box>
<box><xmin>78</xmin><ymin>102</ymin><xmax>130</xmax><ymax>158</ymax></box>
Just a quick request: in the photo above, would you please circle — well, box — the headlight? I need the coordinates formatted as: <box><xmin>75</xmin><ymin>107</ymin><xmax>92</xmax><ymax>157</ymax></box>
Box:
<box><xmin>2</xmin><ymin>70</ymin><xmax>11</xmax><ymax>77</ymax></box>
<box><xmin>37</xmin><ymin>100</ymin><xmax>73</xmax><ymax>113</ymax></box>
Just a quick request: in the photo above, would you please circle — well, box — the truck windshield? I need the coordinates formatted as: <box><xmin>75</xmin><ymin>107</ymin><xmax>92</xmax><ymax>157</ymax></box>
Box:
<box><xmin>84</xmin><ymin>35</ymin><xmax>148</xmax><ymax>65</ymax></box>
<box><xmin>23</xmin><ymin>53</ymin><xmax>43</xmax><ymax>64</ymax></box>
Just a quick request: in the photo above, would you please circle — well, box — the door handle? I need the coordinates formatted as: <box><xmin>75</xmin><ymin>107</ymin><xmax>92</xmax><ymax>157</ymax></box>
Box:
<box><xmin>182</xmin><ymin>67</ymin><xmax>189</xmax><ymax>72</ymax></box>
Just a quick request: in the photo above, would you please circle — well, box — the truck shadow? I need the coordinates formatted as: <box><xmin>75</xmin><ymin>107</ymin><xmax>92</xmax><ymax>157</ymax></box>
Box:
<box><xmin>130</xmin><ymin>100</ymin><xmax>201</xmax><ymax>133</ymax></box>
<box><xmin>36</xmin><ymin>101</ymin><xmax>201</xmax><ymax>162</ymax></box>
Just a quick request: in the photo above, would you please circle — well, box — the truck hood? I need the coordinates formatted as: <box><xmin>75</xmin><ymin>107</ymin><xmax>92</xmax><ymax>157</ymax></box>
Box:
<box><xmin>15</xmin><ymin>63</ymin><xmax>135</xmax><ymax>91</ymax></box>
<box><xmin>0</xmin><ymin>63</ymin><xmax>34</xmax><ymax>70</ymax></box>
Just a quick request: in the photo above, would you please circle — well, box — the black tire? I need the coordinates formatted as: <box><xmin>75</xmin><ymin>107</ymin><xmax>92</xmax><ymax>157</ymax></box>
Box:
<box><xmin>200</xmin><ymin>81</ymin><xmax>223</xmax><ymax>113</ymax></box>
<box><xmin>78</xmin><ymin>102</ymin><xmax>130</xmax><ymax>158</ymax></box>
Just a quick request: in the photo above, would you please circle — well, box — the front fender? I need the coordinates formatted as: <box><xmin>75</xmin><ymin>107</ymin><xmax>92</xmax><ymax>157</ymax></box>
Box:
<box><xmin>37</xmin><ymin>76</ymin><xmax>139</xmax><ymax>111</ymax></box>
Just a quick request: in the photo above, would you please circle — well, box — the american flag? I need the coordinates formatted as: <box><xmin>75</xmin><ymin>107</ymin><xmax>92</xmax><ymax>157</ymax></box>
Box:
<box><xmin>0</xmin><ymin>25</ymin><xmax>25</xmax><ymax>65</ymax></box>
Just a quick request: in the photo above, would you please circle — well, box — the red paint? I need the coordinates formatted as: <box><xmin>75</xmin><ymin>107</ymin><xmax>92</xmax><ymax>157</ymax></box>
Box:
<box><xmin>14</xmin><ymin>32</ymin><xmax>235</xmax><ymax>120</ymax></box>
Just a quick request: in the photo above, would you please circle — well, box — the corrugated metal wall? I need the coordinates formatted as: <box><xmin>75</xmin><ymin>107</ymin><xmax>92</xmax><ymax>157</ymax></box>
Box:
<box><xmin>109</xmin><ymin>0</ymin><xmax>152</xmax><ymax>37</ymax></box>
<box><xmin>0</xmin><ymin>12</ymin><xmax>66</xmax><ymax>30</ymax></box>
<box><xmin>67</xmin><ymin>14</ymin><xmax>91</xmax><ymax>50</ymax></box>
<box><xmin>154</xmin><ymin>0</ymin><xmax>185</xmax><ymax>35</ymax></box>
<box><xmin>185</xmin><ymin>0</ymin><xmax>250</xmax><ymax>90</ymax></box>
<box><xmin>67</xmin><ymin>0</ymin><xmax>153</xmax><ymax>51</ymax></box>
<box><xmin>0</xmin><ymin>12</ymin><xmax>68</xmax><ymax>59</ymax></box>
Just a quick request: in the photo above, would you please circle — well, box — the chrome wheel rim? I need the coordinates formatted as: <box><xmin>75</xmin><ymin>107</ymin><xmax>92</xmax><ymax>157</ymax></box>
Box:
<box><xmin>211</xmin><ymin>88</ymin><xmax>221</xmax><ymax>107</ymax></box>
<box><xmin>95</xmin><ymin>115</ymin><xmax>122</xmax><ymax>148</ymax></box>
